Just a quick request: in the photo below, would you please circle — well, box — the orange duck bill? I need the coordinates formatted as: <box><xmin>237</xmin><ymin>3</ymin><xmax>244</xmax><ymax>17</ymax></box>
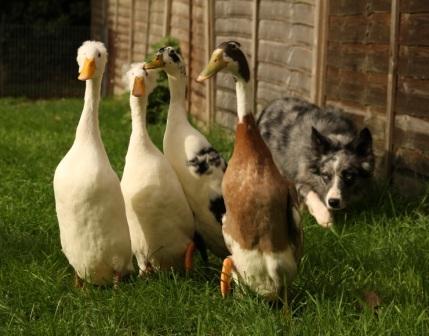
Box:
<box><xmin>78</xmin><ymin>58</ymin><xmax>96</xmax><ymax>80</ymax></box>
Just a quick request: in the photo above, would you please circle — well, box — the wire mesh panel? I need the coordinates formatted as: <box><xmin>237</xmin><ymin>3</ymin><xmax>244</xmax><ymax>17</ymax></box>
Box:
<box><xmin>0</xmin><ymin>25</ymin><xmax>90</xmax><ymax>98</ymax></box>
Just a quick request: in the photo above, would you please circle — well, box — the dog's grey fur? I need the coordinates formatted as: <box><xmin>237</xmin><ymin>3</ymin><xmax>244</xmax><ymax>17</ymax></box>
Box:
<box><xmin>257</xmin><ymin>97</ymin><xmax>374</xmax><ymax>226</ymax></box>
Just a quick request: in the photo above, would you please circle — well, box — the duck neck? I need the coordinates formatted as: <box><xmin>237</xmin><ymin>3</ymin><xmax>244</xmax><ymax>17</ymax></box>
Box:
<box><xmin>129</xmin><ymin>95</ymin><xmax>151</xmax><ymax>144</ymax></box>
<box><xmin>167</xmin><ymin>73</ymin><xmax>188</xmax><ymax>124</ymax></box>
<box><xmin>76</xmin><ymin>77</ymin><xmax>102</xmax><ymax>141</ymax></box>
<box><xmin>236</xmin><ymin>79</ymin><xmax>252</xmax><ymax>123</ymax></box>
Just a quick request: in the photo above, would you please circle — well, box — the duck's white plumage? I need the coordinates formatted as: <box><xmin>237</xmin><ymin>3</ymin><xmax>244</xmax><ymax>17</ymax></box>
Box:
<box><xmin>54</xmin><ymin>41</ymin><xmax>133</xmax><ymax>285</ymax></box>
<box><xmin>144</xmin><ymin>47</ymin><xmax>228</xmax><ymax>258</ymax></box>
<box><xmin>164</xmin><ymin>106</ymin><xmax>226</xmax><ymax>257</ymax></box>
<box><xmin>223</xmin><ymin>232</ymin><xmax>298</xmax><ymax>299</ymax></box>
<box><xmin>121</xmin><ymin>64</ymin><xmax>195</xmax><ymax>272</ymax></box>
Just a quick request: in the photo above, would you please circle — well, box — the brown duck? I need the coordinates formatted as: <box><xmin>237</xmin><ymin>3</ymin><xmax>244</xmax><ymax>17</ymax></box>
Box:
<box><xmin>197</xmin><ymin>41</ymin><xmax>303</xmax><ymax>305</ymax></box>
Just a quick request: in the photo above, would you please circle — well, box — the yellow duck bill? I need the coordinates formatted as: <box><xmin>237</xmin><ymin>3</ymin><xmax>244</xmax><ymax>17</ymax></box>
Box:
<box><xmin>196</xmin><ymin>49</ymin><xmax>227</xmax><ymax>82</ymax></box>
<box><xmin>143</xmin><ymin>54</ymin><xmax>165</xmax><ymax>70</ymax></box>
<box><xmin>78</xmin><ymin>58</ymin><xmax>96</xmax><ymax>80</ymax></box>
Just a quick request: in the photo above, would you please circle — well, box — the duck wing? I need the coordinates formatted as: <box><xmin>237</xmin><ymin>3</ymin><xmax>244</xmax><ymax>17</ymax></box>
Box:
<box><xmin>186</xmin><ymin>146</ymin><xmax>227</xmax><ymax>176</ymax></box>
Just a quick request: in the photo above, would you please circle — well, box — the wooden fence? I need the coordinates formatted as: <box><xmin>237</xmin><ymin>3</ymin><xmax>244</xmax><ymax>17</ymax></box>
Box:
<box><xmin>91</xmin><ymin>0</ymin><xmax>429</xmax><ymax>190</ymax></box>
<box><xmin>323</xmin><ymin>0</ymin><xmax>429</xmax><ymax>191</ymax></box>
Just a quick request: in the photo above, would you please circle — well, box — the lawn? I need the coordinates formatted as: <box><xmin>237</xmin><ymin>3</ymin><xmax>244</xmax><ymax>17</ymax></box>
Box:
<box><xmin>0</xmin><ymin>97</ymin><xmax>428</xmax><ymax>335</ymax></box>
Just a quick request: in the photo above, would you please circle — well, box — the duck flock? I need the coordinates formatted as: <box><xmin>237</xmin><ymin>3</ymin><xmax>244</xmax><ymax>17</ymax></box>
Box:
<box><xmin>53</xmin><ymin>40</ymin><xmax>303</xmax><ymax>310</ymax></box>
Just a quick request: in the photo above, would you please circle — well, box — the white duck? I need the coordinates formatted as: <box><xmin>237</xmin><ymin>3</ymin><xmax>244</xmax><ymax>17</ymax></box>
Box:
<box><xmin>53</xmin><ymin>41</ymin><xmax>133</xmax><ymax>286</ymax></box>
<box><xmin>121</xmin><ymin>64</ymin><xmax>197</xmax><ymax>273</ymax></box>
<box><xmin>197</xmin><ymin>41</ymin><xmax>303</xmax><ymax>307</ymax></box>
<box><xmin>144</xmin><ymin>47</ymin><xmax>229</xmax><ymax>258</ymax></box>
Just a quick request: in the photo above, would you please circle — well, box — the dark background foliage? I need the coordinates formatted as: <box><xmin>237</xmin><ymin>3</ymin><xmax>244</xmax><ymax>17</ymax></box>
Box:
<box><xmin>0</xmin><ymin>0</ymin><xmax>91</xmax><ymax>98</ymax></box>
<box><xmin>1</xmin><ymin>0</ymin><xmax>90</xmax><ymax>27</ymax></box>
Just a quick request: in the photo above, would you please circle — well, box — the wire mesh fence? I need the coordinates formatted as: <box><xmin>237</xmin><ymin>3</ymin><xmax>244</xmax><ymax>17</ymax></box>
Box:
<box><xmin>0</xmin><ymin>24</ymin><xmax>90</xmax><ymax>98</ymax></box>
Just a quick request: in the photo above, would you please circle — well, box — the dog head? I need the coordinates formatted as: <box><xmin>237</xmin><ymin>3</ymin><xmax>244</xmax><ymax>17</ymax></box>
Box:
<box><xmin>309</xmin><ymin>127</ymin><xmax>374</xmax><ymax>210</ymax></box>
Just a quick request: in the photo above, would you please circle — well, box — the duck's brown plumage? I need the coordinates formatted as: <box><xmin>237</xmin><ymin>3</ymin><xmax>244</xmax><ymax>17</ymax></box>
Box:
<box><xmin>222</xmin><ymin>114</ymin><xmax>301</xmax><ymax>254</ymax></box>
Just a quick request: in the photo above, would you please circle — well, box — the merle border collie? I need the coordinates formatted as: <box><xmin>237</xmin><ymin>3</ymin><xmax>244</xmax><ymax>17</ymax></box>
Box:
<box><xmin>257</xmin><ymin>97</ymin><xmax>374</xmax><ymax>227</ymax></box>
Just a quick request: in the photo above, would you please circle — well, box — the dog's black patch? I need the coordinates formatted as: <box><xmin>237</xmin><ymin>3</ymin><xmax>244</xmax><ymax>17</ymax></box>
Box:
<box><xmin>293</xmin><ymin>103</ymin><xmax>314</xmax><ymax>114</ymax></box>
<box><xmin>348</xmin><ymin>128</ymin><xmax>373</xmax><ymax>157</ymax></box>
<box><xmin>311</xmin><ymin>127</ymin><xmax>342</xmax><ymax>155</ymax></box>
<box><xmin>209</xmin><ymin>196</ymin><xmax>225</xmax><ymax>224</ymax></box>
<box><xmin>187</xmin><ymin>147</ymin><xmax>225</xmax><ymax>175</ymax></box>
<box><xmin>262</xmin><ymin>130</ymin><xmax>271</xmax><ymax>141</ymax></box>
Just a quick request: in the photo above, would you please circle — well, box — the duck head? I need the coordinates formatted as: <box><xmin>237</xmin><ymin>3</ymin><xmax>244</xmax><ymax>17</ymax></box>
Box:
<box><xmin>77</xmin><ymin>41</ymin><xmax>108</xmax><ymax>81</ymax></box>
<box><xmin>143</xmin><ymin>46</ymin><xmax>186</xmax><ymax>78</ymax></box>
<box><xmin>197</xmin><ymin>41</ymin><xmax>250</xmax><ymax>83</ymax></box>
<box><xmin>126</xmin><ymin>63</ymin><xmax>157</xmax><ymax>98</ymax></box>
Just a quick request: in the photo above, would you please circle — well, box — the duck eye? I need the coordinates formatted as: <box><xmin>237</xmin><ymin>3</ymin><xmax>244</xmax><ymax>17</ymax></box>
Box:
<box><xmin>98</xmin><ymin>52</ymin><xmax>101</xmax><ymax>58</ymax></box>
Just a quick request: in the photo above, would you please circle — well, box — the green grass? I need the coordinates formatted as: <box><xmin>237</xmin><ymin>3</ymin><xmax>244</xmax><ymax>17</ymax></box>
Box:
<box><xmin>0</xmin><ymin>97</ymin><xmax>428</xmax><ymax>335</ymax></box>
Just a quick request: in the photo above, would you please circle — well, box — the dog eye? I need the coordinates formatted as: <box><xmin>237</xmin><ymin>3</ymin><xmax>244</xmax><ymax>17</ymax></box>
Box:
<box><xmin>321</xmin><ymin>173</ymin><xmax>331</xmax><ymax>183</ymax></box>
<box><xmin>343</xmin><ymin>172</ymin><xmax>356</xmax><ymax>184</ymax></box>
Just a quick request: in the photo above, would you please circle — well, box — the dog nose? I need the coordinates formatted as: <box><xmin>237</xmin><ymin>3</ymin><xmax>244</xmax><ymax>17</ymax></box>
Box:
<box><xmin>328</xmin><ymin>198</ymin><xmax>341</xmax><ymax>209</ymax></box>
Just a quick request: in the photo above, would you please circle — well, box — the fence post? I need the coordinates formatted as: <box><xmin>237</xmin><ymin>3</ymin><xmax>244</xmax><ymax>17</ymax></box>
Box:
<box><xmin>384</xmin><ymin>0</ymin><xmax>400</xmax><ymax>179</ymax></box>
<box><xmin>187</xmin><ymin>0</ymin><xmax>193</xmax><ymax>114</ymax></box>
<box><xmin>205</xmin><ymin>0</ymin><xmax>215</xmax><ymax>128</ymax></box>
<box><xmin>101</xmin><ymin>0</ymin><xmax>108</xmax><ymax>97</ymax></box>
<box><xmin>251</xmin><ymin>0</ymin><xmax>260</xmax><ymax>116</ymax></box>
<box><xmin>144</xmin><ymin>0</ymin><xmax>152</xmax><ymax>55</ymax></box>
<box><xmin>163</xmin><ymin>0</ymin><xmax>172</xmax><ymax>37</ymax></box>
<box><xmin>115</xmin><ymin>0</ymin><xmax>119</xmax><ymax>31</ymax></box>
<box><xmin>312</xmin><ymin>0</ymin><xmax>329</xmax><ymax>106</ymax></box>
<box><xmin>128</xmin><ymin>0</ymin><xmax>135</xmax><ymax>64</ymax></box>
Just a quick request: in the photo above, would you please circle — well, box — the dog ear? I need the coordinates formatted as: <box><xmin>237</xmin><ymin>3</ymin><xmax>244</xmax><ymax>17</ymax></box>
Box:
<box><xmin>353</xmin><ymin>128</ymin><xmax>373</xmax><ymax>157</ymax></box>
<box><xmin>311</xmin><ymin>127</ymin><xmax>333</xmax><ymax>155</ymax></box>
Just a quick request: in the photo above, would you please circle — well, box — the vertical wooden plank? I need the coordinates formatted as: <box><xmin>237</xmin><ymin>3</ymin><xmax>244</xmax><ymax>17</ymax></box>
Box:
<box><xmin>251</xmin><ymin>0</ymin><xmax>260</xmax><ymax>115</ymax></box>
<box><xmin>313</xmin><ymin>0</ymin><xmax>329</xmax><ymax>106</ymax></box>
<box><xmin>385</xmin><ymin>0</ymin><xmax>400</xmax><ymax>178</ymax></box>
<box><xmin>145</xmin><ymin>0</ymin><xmax>152</xmax><ymax>55</ymax></box>
<box><xmin>128</xmin><ymin>0</ymin><xmax>135</xmax><ymax>64</ymax></box>
<box><xmin>114</xmin><ymin>0</ymin><xmax>119</xmax><ymax>31</ymax></box>
<box><xmin>205</xmin><ymin>0</ymin><xmax>215</xmax><ymax>127</ymax></box>
<box><xmin>113</xmin><ymin>0</ymin><xmax>118</xmax><ymax>94</ymax></box>
<box><xmin>101</xmin><ymin>0</ymin><xmax>108</xmax><ymax>96</ymax></box>
<box><xmin>188</xmin><ymin>0</ymin><xmax>193</xmax><ymax>113</ymax></box>
<box><xmin>163</xmin><ymin>0</ymin><xmax>172</xmax><ymax>37</ymax></box>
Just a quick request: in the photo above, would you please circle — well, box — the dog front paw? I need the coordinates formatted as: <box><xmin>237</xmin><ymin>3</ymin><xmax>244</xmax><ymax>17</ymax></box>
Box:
<box><xmin>313</xmin><ymin>208</ymin><xmax>333</xmax><ymax>228</ymax></box>
<box><xmin>305</xmin><ymin>191</ymin><xmax>334</xmax><ymax>228</ymax></box>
